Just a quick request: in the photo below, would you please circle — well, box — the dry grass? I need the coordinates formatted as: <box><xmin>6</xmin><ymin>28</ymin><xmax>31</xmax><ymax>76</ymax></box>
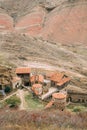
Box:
<box><xmin>0</xmin><ymin>125</ymin><xmax>78</xmax><ymax>130</ymax></box>
<box><xmin>0</xmin><ymin>109</ymin><xmax>87</xmax><ymax>130</ymax></box>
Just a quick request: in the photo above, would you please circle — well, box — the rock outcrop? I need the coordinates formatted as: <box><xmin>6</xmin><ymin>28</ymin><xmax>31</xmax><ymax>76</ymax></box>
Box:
<box><xmin>0</xmin><ymin>65</ymin><xmax>14</xmax><ymax>86</ymax></box>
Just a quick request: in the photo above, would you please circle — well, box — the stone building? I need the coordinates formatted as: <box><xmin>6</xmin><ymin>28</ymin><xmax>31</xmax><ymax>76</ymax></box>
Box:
<box><xmin>16</xmin><ymin>67</ymin><xmax>31</xmax><ymax>86</ymax></box>
<box><xmin>52</xmin><ymin>92</ymin><xmax>67</xmax><ymax>110</ymax></box>
<box><xmin>30</xmin><ymin>74</ymin><xmax>44</xmax><ymax>86</ymax></box>
<box><xmin>67</xmin><ymin>92</ymin><xmax>87</xmax><ymax>103</ymax></box>
<box><xmin>50</xmin><ymin>72</ymin><xmax>70</xmax><ymax>90</ymax></box>
<box><xmin>12</xmin><ymin>77</ymin><xmax>22</xmax><ymax>89</ymax></box>
<box><xmin>32</xmin><ymin>84</ymin><xmax>43</xmax><ymax>96</ymax></box>
<box><xmin>66</xmin><ymin>85</ymin><xmax>87</xmax><ymax>103</ymax></box>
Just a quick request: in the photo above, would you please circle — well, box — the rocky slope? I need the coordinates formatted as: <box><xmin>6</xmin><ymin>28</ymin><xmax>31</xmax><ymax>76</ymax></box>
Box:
<box><xmin>0</xmin><ymin>0</ymin><xmax>87</xmax><ymax>44</ymax></box>
<box><xmin>0</xmin><ymin>0</ymin><xmax>87</xmax><ymax>90</ymax></box>
<box><xmin>0</xmin><ymin>32</ymin><xmax>87</xmax><ymax>89</ymax></box>
<box><xmin>0</xmin><ymin>65</ymin><xmax>14</xmax><ymax>86</ymax></box>
<box><xmin>41</xmin><ymin>0</ymin><xmax>87</xmax><ymax>44</ymax></box>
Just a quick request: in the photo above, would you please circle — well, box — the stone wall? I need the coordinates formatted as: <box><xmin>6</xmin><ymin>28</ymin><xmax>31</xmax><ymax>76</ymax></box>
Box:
<box><xmin>67</xmin><ymin>92</ymin><xmax>87</xmax><ymax>103</ymax></box>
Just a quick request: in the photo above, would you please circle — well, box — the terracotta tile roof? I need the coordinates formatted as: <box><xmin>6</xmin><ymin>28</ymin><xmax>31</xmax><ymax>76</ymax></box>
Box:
<box><xmin>52</xmin><ymin>93</ymin><xmax>66</xmax><ymax>99</ymax></box>
<box><xmin>12</xmin><ymin>77</ymin><xmax>21</xmax><ymax>82</ymax></box>
<box><xmin>57</xmin><ymin>77</ymin><xmax>70</xmax><ymax>86</ymax></box>
<box><xmin>32</xmin><ymin>84</ymin><xmax>42</xmax><ymax>95</ymax></box>
<box><xmin>32</xmin><ymin>84</ymin><xmax>42</xmax><ymax>89</ymax></box>
<box><xmin>50</xmin><ymin>72</ymin><xmax>70</xmax><ymax>86</ymax></box>
<box><xmin>16</xmin><ymin>67</ymin><xmax>31</xmax><ymax>74</ymax></box>
<box><xmin>45</xmin><ymin>100</ymin><xmax>54</xmax><ymax>109</ymax></box>
<box><xmin>30</xmin><ymin>75</ymin><xmax>44</xmax><ymax>83</ymax></box>
<box><xmin>51</xmin><ymin>73</ymin><xmax>64</xmax><ymax>82</ymax></box>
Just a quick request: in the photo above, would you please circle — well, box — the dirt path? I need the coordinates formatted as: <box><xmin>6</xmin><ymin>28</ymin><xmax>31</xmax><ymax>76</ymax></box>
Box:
<box><xmin>0</xmin><ymin>89</ymin><xmax>27</xmax><ymax>110</ymax></box>
<box><xmin>0</xmin><ymin>91</ymin><xmax>17</xmax><ymax>103</ymax></box>
<box><xmin>17</xmin><ymin>90</ymin><xmax>27</xmax><ymax>110</ymax></box>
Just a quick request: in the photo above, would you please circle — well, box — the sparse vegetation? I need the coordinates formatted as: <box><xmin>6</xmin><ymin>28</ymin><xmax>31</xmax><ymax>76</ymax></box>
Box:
<box><xmin>0</xmin><ymin>0</ymin><xmax>87</xmax><ymax>130</ymax></box>
<box><xmin>0</xmin><ymin>109</ymin><xmax>87</xmax><ymax>130</ymax></box>
<box><xmin>4</xmin><ymin>86</ymin><xmax>11</xmax><ymax>93</ymax></box>
<box><xmin>72</xmin><ymin>107</ymin><xmax>81</xmax><ymax>112</ymax></box>
<box><xmin>5</xmin><ymin>95</ymin><xmax>21</xmax><ymax>108</ymax></box>
<box><xmin>25</xmin><ymin>93</ymin><xmax>45</xmax><ymax>110</ymax></box>
<box><xmin>0</xmin><ymin>102</ymin><xmax>5</xmax><ymax>109</ymax></box>
<box><xmin>67</xmin><ymin>104</ymin><xmax>87</xmax><ymax>112</ymax></box>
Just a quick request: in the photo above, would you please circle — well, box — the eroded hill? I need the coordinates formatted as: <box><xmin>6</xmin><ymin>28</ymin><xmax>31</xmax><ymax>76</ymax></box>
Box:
<box><xmin>0</xmin><ymin>0</ymin><xmax>87</xmax><ymax>44</ymax></box>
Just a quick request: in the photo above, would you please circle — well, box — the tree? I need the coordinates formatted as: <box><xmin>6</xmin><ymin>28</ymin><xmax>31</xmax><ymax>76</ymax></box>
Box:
<box><xmin>4</xmin><ymin>86</ymin><xmax>11</xmax><ymax>93</ymax></box>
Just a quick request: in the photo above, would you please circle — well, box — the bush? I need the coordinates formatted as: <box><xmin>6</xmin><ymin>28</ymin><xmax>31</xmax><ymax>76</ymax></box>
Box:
<box><xmin>5</xmin><ymin>95</ymin><xmax>21</xmax><ymax>108</ymax></box>
<box><xmin>4</xmin><ymin>86</ymin><xmax>11</xmax><ymax>93</ymax></box>
<box><xmin>72</xmin><ymin>107</ymin><xmax>81</xmax><ymax>112</ymax></box>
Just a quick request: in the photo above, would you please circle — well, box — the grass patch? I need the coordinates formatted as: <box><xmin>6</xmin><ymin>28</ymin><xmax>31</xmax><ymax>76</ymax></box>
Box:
<box><xmin>5</xmin><ymin>95</ymin><xmax>21</xmax><ymax>108</ymax></box>
<box><xmin>25</xmin><ymin>93</ymin><xmax>45</xmax><ymax>110</ymax></box>
<box><xmin>67</xmin><ymin>103</ymin><xmax>87</xmax><ymax>112</ymax></box>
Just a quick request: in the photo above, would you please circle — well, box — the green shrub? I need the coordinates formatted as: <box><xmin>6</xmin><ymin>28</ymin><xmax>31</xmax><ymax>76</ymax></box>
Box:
<box><xmin>72</xmin><ymin>107</ymin><xmax>81</xmax><ymax>112</ymax></box>
<box><xmin>5</xmin><ymin>95</ymin><xmax>21</xmax><ymax>108</ymax></box>
<box><xmin>4</xmin><ymin>86</ymin><xmax>11</xmax><ymax>93</ymax></box>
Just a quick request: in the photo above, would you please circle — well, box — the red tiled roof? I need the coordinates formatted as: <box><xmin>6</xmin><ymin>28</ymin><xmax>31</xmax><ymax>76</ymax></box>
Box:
<box><xmin>16</xmin><ymin>67</ymin><xmax>31</xmax><ymax>74</ymax></box>
<box><xmin>32</xmin><ymin>84</ymin><xmax>42</xmax><ymax>95</ymax></box>
<box><xmin>52</xmin><ymin>93</ymin><xmax>66</xmax><ymax>99</ymax></box>
<box><xmin>51</xmin><ymin>73</ymin><xmax>64</xmax><ymax>82</ymax></box>
<box><xmin>57</xmin><ymin>77</ymin><xmax>70</xmax><ymax>86</ymax></box>
<box><xmin>32</xmin><ymin>84</ymin><xmax>42</xmax><ymax>89</ymax></box>
<box><xmin>30</xmin><ymin>75</ymin><xmax>44</xmax><ymax>83</ymax></box>
<box><xmin>45</xmin><ymin>100</ymin><xmax>54</xmax><ymax>109</ymax></box>
<box><xmin>50</xmin><ymin>72</ymin><xmax>70</xmax><ymax>87</ymax></box>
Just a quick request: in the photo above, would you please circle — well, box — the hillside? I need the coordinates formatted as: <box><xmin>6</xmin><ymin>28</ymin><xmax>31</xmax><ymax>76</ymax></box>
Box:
<box><xmin>41</xmin><ymin>0</ymin><xmax>87</xmax><ymax>44</ymax></box>
<box><xmin>0</xmin><ymin>0</ymin><xmax>87</xmax><ymax>44</ymax></box>
<box><xmin>0</xmin><ymin>1</ymin><xmax>87</xmax><ymax>88</ymax></box>
<box><xmin>0</xmin><ymin>32</ymin><xmax>87</xmax><ymax>89</ymax></box>
<box><xmin>0</xmin><ymin>1</ymin><xmax>87</xmax><ymax>130</ymax></box>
